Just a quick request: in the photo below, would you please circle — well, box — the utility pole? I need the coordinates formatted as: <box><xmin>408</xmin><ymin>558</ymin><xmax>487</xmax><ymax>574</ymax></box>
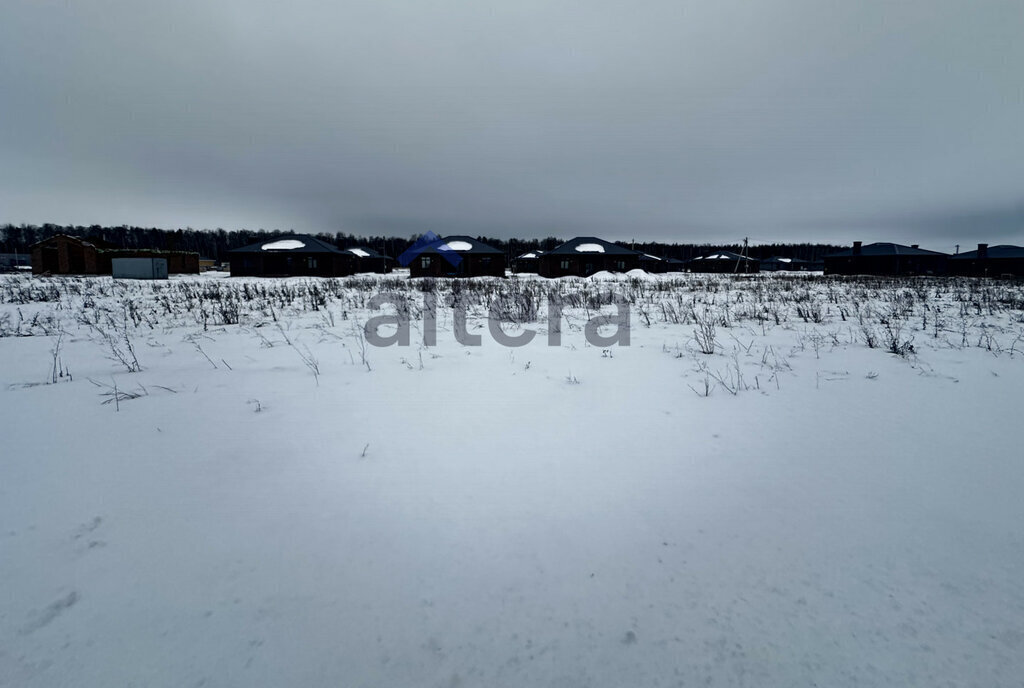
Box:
<box><xmin>734</xmin><ymin>237</ymin><xmax>750</xmax><ymax>273</ymax></box>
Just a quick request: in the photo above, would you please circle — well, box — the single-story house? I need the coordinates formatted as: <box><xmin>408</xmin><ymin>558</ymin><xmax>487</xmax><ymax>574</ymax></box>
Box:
<box><xmin>823</xmin><ymin>242</ymin><xmax>949</xmax><ymax>276</ymax></box>
<box><xmin>537</xmin><ymin>237</ymin><xmax>642</xmax><ymax>277</ymax></box>
<box><xmin>639</xmin><ymin>254</ymin><xmax>672</xmax><ymax>274</ymax></box>
<box><xmin>687</xmin><ymin>251</ymin><xmax>760</xmax><ymax>273</ymax></box>
<box><xmin>760</xmin><ymin>256</ymin><xmax>822</xmax><ymax>272</ymax></box>
<box><xmin>511</xmin><ymin>250</ymin><xmax>544</xmax><ymax>274</ymax></box>
<box><xmin>948</xmin><ymin>244</ymin><xmax>1024</xmax><ymax>278</ymax></box>
<box><xmin>407</xmin><ymin>236</ymin><xmax>506</xmax><ymax>278</ymax></box>
<box><xmin>228</xmin><ymin>235</ymin><xmax>352</xmax><ymax>277</ymax></box>
<box><xmin>664</xmin><ymin>258</ymin><xmax>687</xmax><ymax>273</ymax></box>
<box><xmin>342</xmin><ymin>247</ymin><xmax>393</xmax><ymax>274</ymax></box>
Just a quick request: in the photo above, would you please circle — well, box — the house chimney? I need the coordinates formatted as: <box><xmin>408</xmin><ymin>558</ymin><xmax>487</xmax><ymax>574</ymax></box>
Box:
<box><xmin>911</xmin><ymin>244</ymin><xmax>919</xmax><ymax>249</ymax></box>
<box><xmin>978</xmin><ymin>243</ymin><xmax>988</xmax><ymax>259</ymax></box>
<box><xmin>852</xmin><ymin>241</ymin><xmax>862</xmax><ymax>256</ymax></box>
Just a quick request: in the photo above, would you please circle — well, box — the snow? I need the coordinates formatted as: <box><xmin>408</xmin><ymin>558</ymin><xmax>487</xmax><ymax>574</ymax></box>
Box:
<box><xmin>575</xmin><ymin>243</ymin><xmax>605</xmax><ymax>252</ymax></box>
<box><xmin>2</xmin><ymin>272</ymin><xmax>1024</xmax><ymax>687</ymax></box>
<box><xmin>260</xmin><ymin>239</ymin><xmax>305</xmax><ymax>250</ymax></box>
<box><xmin>440</xmin><ymin>240</ymin><xmax>473</xmax><ymax>251</ymax></box>
<box><xmin>347</xmin><ymin>248</ymin><xmax>370</xmax><ymax>257</ymax></box>
<box><xmin>520</xmin><ymin>252</ymin><xmax>537</xmax><ymax>259</ymax></box>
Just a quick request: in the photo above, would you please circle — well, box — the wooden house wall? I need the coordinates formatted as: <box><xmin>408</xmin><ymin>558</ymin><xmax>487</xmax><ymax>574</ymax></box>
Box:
<box><xmin>31</xmin><ymin>237</ymin><xmax>100</xmax><ymax>275</ymax></box>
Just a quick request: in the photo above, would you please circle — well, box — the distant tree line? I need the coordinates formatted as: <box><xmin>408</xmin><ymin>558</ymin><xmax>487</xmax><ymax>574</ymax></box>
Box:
<box><xmin>0</xmin><ymin>223</ymin><xmax>845</xmax><ymax>262</ymax></box>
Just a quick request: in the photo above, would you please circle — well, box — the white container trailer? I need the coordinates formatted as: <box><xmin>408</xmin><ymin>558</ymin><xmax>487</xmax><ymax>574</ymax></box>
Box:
<box><xmin>111</xmin><ymin>257</ymin><xmax>169</xmax><ymax>280</ymax></box>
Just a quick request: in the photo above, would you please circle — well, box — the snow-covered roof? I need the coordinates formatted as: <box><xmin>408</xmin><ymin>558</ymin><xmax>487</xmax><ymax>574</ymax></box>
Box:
<box><xmin>440</xmin><ymin>240</ymin><xmax>474</xmax><ymax>252</ymax></box>
<box><xmin>344</xmin><ymin>247</ymin><xmax>391</xmax><ymax>260</ymax></box>
<box><xmin>762</xmin><ymin>256</ymin><xmax>813</xmax><ymax>265</ymax></box>
<box><xmin>546</xmin><ymin>237</ymin><xmax>641</xmax><ymax>256</ymax></box>
<box><xmin>228</xmin><ymin>235</ymin><xmax>345</xmax><ymax>254</ymax></box>
<box><xmin>416</xmin><ymin>236</ymin><xmax>503</xmax><ymax>255</ymax></box>
<box><xmin>692</xmin><ymin>251</ymin><xmax>754</xmax><ymax>262</ymax></box>
<box><xmin>262</xmin><ymin>239</ymin><xmax>306</xmax><ymax>251</ymax></box>
<box><xmin>513</xmin><ymin>250</ymin><xmax>545</xmax><ymax>261</ymax></box>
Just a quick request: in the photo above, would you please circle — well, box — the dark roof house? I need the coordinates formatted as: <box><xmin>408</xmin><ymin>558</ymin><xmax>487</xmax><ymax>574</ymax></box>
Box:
<box><xmin>687</xmin><ymin>251</ymin><xmax>760</xmax><ymax>273</ymax></box>
<box><xmin>342</xmin><ymin>247</ymin><xmax>393</xmax><ymax>274</ymax></box>
<box><xmin>823</xmin><ymin>242</ymin><xmax>949</xmax><ymax>276</ymax></box>
<box><xmin>638</xmin><ymin>253</ymin><xmax>672</xmax><ymax>274</ymax></box>
<box><xmin>511</xmin><ymin>250</ymin><xmax>544</xmax><ymax>274</ymax></box>
<box><xmin>949</xmin><ymin>244</ymin><xmax>1024</xmax><ymax>277</ymax></box>
<box><xmin>664</xmin><ymin>257</ymin><xmax>687</xmax><ymax>272</ymax></box>
<box><xmin>760</xmin><ymin>256</ymin><xmax>820</xmax><ymax>272</ymax></box>
<box><xmin>407</xmin><ymin>236</ymin><xmax>506</xmax><ymax>278</ymax></box>
<box><xmin>537</xmin><ymin>237</ymin><xmax>642</xmax><ymax>277</ymax></box>
<box><xmin>228</xmin><ymin>235</ymin><xmax>352</xmax><ymax>277</ymax></box>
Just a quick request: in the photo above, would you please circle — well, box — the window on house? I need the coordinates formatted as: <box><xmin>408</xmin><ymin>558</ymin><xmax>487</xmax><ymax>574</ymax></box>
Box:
<box><xmin>307</xmin><ymin>257</ymin><xmax>317</xmax><ymax>269</ymax></box>
<box><xmin>560</xmin><ymin>260</ymin><xmax>570</xmax><ymax>269</ymax></box>
<box><xmin>421</xmin><ymin>256</ymin><xmax>432</xmax><ymax>268</ymax></box>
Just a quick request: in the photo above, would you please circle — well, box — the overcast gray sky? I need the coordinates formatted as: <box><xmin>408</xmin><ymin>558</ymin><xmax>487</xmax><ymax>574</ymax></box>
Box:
<box><xmin>2</xmin><ymin>0</ymin><xmax>1022</xmax><ymax>246</ymax></box>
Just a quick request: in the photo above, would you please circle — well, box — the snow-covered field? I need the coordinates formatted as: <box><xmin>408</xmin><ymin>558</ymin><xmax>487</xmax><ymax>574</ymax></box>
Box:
<box><xmin>2</xmin><ymin>271</ymin><xmax>1023</xmax><ymax>687</ymax></box>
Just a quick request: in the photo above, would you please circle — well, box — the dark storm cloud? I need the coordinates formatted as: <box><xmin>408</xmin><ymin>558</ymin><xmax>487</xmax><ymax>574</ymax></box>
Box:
<box><xmin>2</xmin><ymin>0</ymin><xmax>1022</xmax><ymax>243</ymax></box>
